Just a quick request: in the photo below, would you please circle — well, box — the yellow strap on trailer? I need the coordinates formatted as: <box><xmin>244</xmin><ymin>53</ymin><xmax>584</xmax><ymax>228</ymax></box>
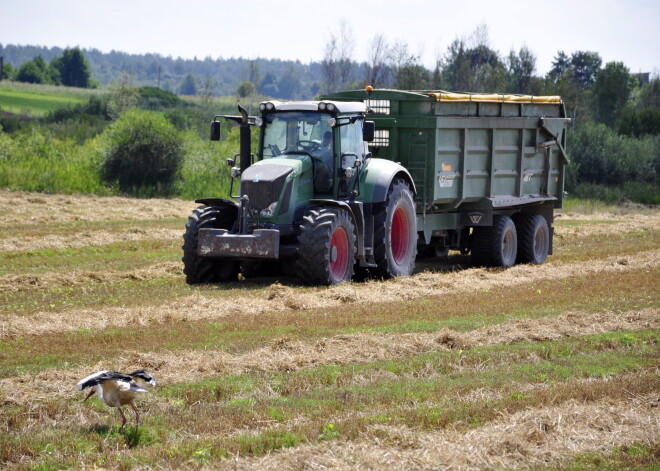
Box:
<box><xmin>428</xmin><ymin>91</ymin><xmax>562</xmax><ymax>104</ymax></box>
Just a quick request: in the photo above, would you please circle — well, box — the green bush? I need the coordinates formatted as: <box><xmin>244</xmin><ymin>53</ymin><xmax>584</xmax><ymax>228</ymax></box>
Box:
<box><xmin>43</xmin><ymin>96</ymin><xmax>111</xmax><ymax>143</ymax></box>
<box><xmin>138</xmin><ymin>86</ymin><xmax>181</xmax><ymax>110</ymax></box>
<box><xmin>569</xmin><ymin>123</ymin><xmax>659</xmax><ymax>186</ymax></box>
<box><xmin>101</xmin><ymin>109</ymin><xmax>183</xmax><ymax>196</ymax></box>
<box><xmin>569</xmin><ymin>182</ymin><xmax>660</xmax><ymax>206</ymax></box>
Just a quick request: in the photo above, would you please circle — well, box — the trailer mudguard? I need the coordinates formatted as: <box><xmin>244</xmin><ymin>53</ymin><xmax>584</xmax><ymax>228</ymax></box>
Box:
<box><xmin>360</xmin><ymin>158</ymin><xmax>417</xmax><ymax>203</ymax></box>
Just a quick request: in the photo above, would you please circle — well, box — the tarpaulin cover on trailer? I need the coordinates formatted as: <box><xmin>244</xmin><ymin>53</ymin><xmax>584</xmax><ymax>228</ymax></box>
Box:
<box><xmin>428</xmin><ymin>92</ymin><xmax>562</xmax><ymax>104</ymax></box>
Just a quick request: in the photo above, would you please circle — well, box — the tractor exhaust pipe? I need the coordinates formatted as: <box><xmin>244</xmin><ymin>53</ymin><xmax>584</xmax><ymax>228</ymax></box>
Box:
<box><xmin>238</xmin><ymin>105</ymin><xmax>251</xmax><ymax>174</ymax></box>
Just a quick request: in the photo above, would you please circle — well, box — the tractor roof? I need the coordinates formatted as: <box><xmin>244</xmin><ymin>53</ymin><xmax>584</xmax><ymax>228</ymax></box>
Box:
<box><xmin>259</xmin><ymin>100</ymin><xmax>367</xmax><ymax>114</ymax></box>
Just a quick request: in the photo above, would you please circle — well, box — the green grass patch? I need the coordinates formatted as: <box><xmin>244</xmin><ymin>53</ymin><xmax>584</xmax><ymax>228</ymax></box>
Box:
<box><xmin>532</xmin><ymin>442</ymin><xmax>660</xmax><ymax>470</ymax></box>
<box><xmin>553</xmin><ymin>229</ymin><xmax>659</xmax><ymax>262</ymax></box>
<box><xmin>0</xmin><ymin>84</ymin><xmax>90</xmax><ymax>116</ymax></box>
<box><xmin>0</xmin><ymin>238</ymin><xmax>179</xmax><ymax>276</ymax></box>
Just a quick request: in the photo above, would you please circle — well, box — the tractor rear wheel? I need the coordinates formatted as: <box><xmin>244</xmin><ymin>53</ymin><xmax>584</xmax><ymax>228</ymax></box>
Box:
<box><xmin>182</xmin><ymin>205</ymin><xmax>239</xmax><ymax>284</ymax></box>
<box><xmin>471</xmin><ymin>215</ymin><xmax>517</xmax><ymax>267</ymax></box>
<box><xmin>296</xmin><ymin>207</ymin><xmax>356</xmax><ymax>285</ymax></box>
<box><xmin>371</xmin><ymin>179</ymin><xmax>417</xmax><ymax>278</ymax></box>
<box><xmin>515</xmin><ymin>213</ymin><xmax>549</xmax><ymax>264</ymax></box>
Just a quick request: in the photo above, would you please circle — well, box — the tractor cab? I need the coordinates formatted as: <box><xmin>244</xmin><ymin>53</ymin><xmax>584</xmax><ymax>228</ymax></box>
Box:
<box><xmin>257</xmin><ymin>100</ymin><xmax>373</xmax><ymax>200</ymax></box>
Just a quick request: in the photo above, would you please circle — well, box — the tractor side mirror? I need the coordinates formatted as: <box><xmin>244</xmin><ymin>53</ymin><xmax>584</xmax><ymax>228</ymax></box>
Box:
<box><xmin>210</xmin><ymin>120</ymin><xmax>221</xmax><ymax>141</ymax></box>
<box><xmin>363</xmin><ymin>121</ymin><xmax>375</xmax><ymax>142</ymax></box>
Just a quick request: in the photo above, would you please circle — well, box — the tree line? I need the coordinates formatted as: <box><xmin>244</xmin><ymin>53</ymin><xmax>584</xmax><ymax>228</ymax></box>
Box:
<box><xmin>1</xmin><ymin>25</ymin><xmax>658</xmax><ymax>203</ymax></box>
<box><xmin>1</xmin><ymin>46</ymin><xmax>92</xmax><ymax>88</ymax></box>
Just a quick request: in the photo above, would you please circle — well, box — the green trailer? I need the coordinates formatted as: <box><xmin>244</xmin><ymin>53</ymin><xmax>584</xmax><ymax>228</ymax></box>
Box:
<box><xmin>183</xmin><ymin>88</ymin><xmax>569</xmax><ymax>286</ymax></box>
<box><xmin>325</xmin><ymin>88</ymin><xmax>570</xmax><ymax>266</ymax></box>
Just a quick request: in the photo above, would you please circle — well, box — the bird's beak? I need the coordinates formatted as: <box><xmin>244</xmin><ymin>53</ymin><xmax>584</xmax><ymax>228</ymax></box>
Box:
<box><xmin>83</xmin><ymin>389</ymin><xmax>95</xmax><ymax>402</ymax></box>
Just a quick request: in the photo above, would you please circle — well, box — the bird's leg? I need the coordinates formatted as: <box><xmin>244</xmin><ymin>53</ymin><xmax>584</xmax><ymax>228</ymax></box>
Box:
<box><xmin>83</xmin><ymin>389</ymin><xmax>95</xmax><ymax>402</ymax></box>
<box><xmin>118</xmin><ymin>407</ymin><xmax>127</xmax><ymax>430</ymax></box>
<box><xmin>131</xmin><ymin>404</ymin><xmax>140</xmax><ymax>429</ymax></box>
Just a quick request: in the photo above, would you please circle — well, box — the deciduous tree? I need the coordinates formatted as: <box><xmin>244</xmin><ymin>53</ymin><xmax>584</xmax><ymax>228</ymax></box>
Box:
<box><xmin>16</xmin><ymin>55</ymin><xmax>50</xmax><ymax>84</ymax></box>
<box><xmin>364</xmin><ymin>34</ymin><xmax>392</xmax><ymax>88</ymax></box>
<box><xmin>51</xmin><ymin>47</ymin><xmax>91</xmax><ymax>88</ymax></box>
<box><xmin>594</xmin><ymin>61</ymin><xmax>632</xmax><ymax>127</ymax></box>
<box><xmin>508</xmin><ymin>46</ymin><xmax>536</xmax><ymax>94</ymax></box>
<box><xmin>179</xmin><ymin>73</ymin><xmax>197</xmax><ymax>96</ymax></box>
<box><xmin>321</xmin><ymin>20</ymin><xmax>355</xmax><ymax>93</ymax></box>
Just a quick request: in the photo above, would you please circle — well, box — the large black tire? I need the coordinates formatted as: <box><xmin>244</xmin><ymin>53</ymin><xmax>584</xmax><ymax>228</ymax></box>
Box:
<box><xmin>515</xmin><ymin>213</ymin><xmax>550</xmax><ymax>264</ymax></box>
<box><xmin>471</xmin><ymin>215</ymin><xmax>517</xmax><ymax>267</ymax></box>
<box><xmin>182</xmin><ymin>206</ymin><xmax>239</xmax><ymax>284</ymax></box>
<box><xmin>371</xmin><ymin>179</ymin><xmax>417</xmax><ymax>278</ymax></box>
<box><xmin>296</xmin><ymin>207</ymin><xmax>356</xmax><ymax>285</ymax></box>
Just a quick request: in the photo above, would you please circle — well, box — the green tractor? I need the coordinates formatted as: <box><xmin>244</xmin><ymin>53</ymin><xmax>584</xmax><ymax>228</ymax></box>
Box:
<box><xmin>182</xmin><ymin>93</ymin><xmax>418</xmax><ymax>285</ymax></box>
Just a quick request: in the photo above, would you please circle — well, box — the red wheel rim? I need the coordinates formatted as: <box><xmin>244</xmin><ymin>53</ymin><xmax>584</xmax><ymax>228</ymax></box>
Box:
<box><xmin>330</xmin><ymin>227</ymin><xmax>349</xmax><ymax>280</ymax></box>
<box><xmin>391</xmin><ymin>207</ymin><xmax>409</xmax><ymax>264</ymax></box>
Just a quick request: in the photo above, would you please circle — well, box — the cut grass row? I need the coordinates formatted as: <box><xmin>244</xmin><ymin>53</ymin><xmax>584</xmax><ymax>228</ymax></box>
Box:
<box><xmin>1</xmin><ymin>207</ymin><xmax>656</xmax><ymax>268</ymax></box>
<box><xmin>1</xmin><ymin>264</ymin><xmax>658</xmax><ymax>378</ymax></box>
<box><xmin>0</xmin><ymin>217</ymin><xmax>184</xmax><ymax>241</ymax></box>
<box><xmin>0</xmin><ymin>221</ymin><xmax>657</xmax><ymax>314</ymax></box>
<box><xmin>2</xmin><ymin>331</ymin><xmax>656</xmax><ymax>468</ymax></box>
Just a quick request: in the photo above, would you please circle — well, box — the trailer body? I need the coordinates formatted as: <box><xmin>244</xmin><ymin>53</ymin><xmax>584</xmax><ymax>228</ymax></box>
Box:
<box><xmin>324</xmin><ymin>89</ymin><xmax>569</xmax><ymax>258</ymax></box>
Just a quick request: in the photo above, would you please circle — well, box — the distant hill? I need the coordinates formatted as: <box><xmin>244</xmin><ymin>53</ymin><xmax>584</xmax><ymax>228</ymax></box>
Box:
<box><xmin>0</xmin><ymin>43</ymin><xmax>343</xmax><ymax>99</ymax></box>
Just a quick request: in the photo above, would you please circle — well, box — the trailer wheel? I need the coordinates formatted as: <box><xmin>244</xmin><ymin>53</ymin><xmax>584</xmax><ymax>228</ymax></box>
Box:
<box><xmin>296</xmin><ymin>207</ymin><xmax>356</xmax><ymax>285</ymax></box>
<box><xmin>471</xmin><ymin>215</ymin><xmax>517</xmax><ymax>268</ymax></box>
<box><xmin>372</xmin><ymin>179</ymin><xmax>417</xmax><ymax>278</ymax></box>
<box><xmin>515</xmin><ymin>213</ymin><xmax>549</xmax><ymax>264</ymax></box>
<box><xmin>182</xmin><ymin>206</ymin><xmax>239</xmax><ymax>284</ymax></box>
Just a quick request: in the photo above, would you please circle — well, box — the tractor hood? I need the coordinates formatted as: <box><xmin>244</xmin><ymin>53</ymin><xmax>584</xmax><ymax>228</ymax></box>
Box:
<box><xmin>239</xmin><ymin>157</ymin><xmax>312</xmax><ymax>216</ymax></box>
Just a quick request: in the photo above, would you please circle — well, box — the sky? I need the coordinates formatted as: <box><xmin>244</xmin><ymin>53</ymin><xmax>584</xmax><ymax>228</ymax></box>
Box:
<box><xmin>1</xmin><ymin>0</ymin><xmax>658</xmax><ymax>76</ymax></box>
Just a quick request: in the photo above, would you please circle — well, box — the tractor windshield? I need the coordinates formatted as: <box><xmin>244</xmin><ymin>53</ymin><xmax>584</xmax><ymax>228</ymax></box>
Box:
<box><xmin>262</xmin><ymin>111</ymin><xmax>336</xmax><ymax>193</ymax></box>
<box><xmin>262</xmin><ymin>112</ymin><xmax>334</xmax><ymax>159</ymax></box>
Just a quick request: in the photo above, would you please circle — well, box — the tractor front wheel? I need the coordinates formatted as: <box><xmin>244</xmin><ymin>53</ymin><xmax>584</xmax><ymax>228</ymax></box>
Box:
<box><xmin>296</xmin><ymin>207</ymin><xmax>356</xmax><ymax>285</ymax></box>
<box><xmin>182</xmin><ymin>205</ymin><xmax>239</xmax><ymax>284</ymax></box>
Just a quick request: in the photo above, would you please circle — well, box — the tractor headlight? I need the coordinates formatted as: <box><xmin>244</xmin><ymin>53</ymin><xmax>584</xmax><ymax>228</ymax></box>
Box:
<box><xmin>260</xmin><ymin>201</ymin><xmax>278</xmax><ymax>218</ymax></box>
<box><xmin>259</xmin><ymin>102</ymin><xmax>275</xmax><ymax>112</ymax></box>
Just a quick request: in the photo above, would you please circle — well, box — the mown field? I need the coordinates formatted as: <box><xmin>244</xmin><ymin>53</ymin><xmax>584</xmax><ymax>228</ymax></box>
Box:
<box><xmin>0</xmin><ymin>191</ymin><xmax>658</xmax><ymax>470</ymax></box>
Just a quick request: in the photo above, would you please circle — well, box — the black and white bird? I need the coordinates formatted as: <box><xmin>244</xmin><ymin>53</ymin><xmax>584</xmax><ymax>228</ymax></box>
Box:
<box><xmin>77</xmin><ymin>370</ymin><xmax>156</xmax><ymax>429</ymax></box>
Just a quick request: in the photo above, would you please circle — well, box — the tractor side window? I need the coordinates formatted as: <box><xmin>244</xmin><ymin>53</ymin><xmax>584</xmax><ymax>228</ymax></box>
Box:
<box><xmin>340</xmin><ymin>120</ymin><xmax>367</xmax><ymax>158</ymax></box>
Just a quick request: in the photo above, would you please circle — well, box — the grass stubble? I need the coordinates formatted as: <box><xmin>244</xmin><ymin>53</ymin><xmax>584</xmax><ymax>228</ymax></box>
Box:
<box><xmin>0</xmin><ymin>191</ymin><xmax>658</xmax><ymax>470</ymax></box>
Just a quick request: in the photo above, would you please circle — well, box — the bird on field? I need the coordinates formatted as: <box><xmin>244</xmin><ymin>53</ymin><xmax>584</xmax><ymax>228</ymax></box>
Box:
<box><xmin>77</xmin><ymin>370</ymin><xmax>156</xmax><ymax>429</ymax></box>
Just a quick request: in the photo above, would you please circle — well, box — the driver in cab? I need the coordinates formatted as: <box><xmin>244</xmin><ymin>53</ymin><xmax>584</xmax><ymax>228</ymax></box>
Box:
<box><xmin>313</xmin><ymin>131</ymin><xmax>333</xmax><ymax>192</ymax></box>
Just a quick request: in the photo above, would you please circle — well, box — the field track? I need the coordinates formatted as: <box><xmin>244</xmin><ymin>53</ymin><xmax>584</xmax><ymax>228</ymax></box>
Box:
<box><xmin>1</xmin><ymin>190</ymin><xmax>658</xmax><ymax>470</ymax></box>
